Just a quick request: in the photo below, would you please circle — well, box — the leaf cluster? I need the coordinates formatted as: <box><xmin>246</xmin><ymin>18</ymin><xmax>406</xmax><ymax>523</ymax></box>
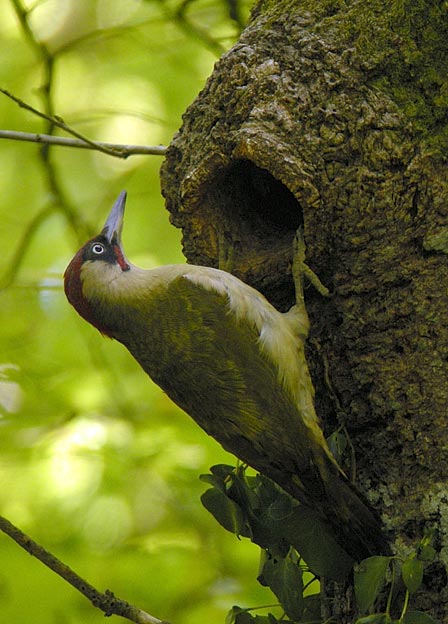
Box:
<box><xmin>201</xmin><ymin>465</ymin><xmax>438</xmax><ymax>624</ymax></box>
<box><xmin>353</xmin><ymin>532</ymin><xmax>437</xmax><ymax>624</ymax></box>
<box><xmin>200</xmin><ymin>464</ymin><xmax>353</xmax><ymax>622</ymax></box>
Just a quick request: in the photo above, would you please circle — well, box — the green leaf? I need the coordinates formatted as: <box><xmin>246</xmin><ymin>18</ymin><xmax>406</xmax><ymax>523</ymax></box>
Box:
<box><xmin>199</xmin><ymin>473</ymin><xmax>226</xmax><ymax>489</ymax></box>
<box><xmin>200</xmin><ymin>464</ymin><xmax>237</xmax><ymax>490</ymax></box>
<box><xmin>302</xmin><ymin>594</ymin><xmax>321</xmax><ymax>620</ymax></box>
<box><xmin>226</xmin><ymin>606</ymin><xmax>250</xmax><ymax>624</ymax></box>
<box><xmin>402</xmin><ymin>558</ymin><xmax>424</xmax><ymax>594</ymax></box>
<box><xmin>354</xmin><ymin>615</ymin><xmax>391</xmax><ymax>624</ymax></box>
<box><xmin>232</xmin><ymin>612</ymin><xmax>275</xmax><ymax>624</ymax></box>
<box><xmin>226</xmin><ymin>606</ymin><xmax>244</xmax><ymax>624</ymax></box>
<box><xmin>226</xmin><ymin>472</ymin><xmax>352</xmax><ymax>578</ymax></box>
<box><xmin>234</xmin><ymin>612</ymin><xmax>254</xmax><ymax>624</ymax></box>
<box><xmin>260</xmin><ymin>489</ymin><xmax>293</xmax><ymax>523</ymax></box>
<box><xmin>327</xmin><ymin>431</ymin><xmax>348</xmax><ymax>463</ymax></box>
<box><xmin>258</xmin><ymin>554</ymin><xmax>304</xmax><ymax>620</ymax></box>
<box><xmin>402</xmin><ymin>611</ymin><xmax>438</xmax><ymax>624</ymax></box>
<box><xmin>418</xmin><ymin>545</ymin><xmax>436</xmax><ymax>562</ymax></box>
<box><xmin>283</xmin><ymin>505</ymin><xmax>354</xmax><ymax>579</ymax></box>
<box><xmin>354</xmin><ymin>556</ymin><xmax>391</xmax><ymax>613</ymax></box>
<box><xmin>243</xmin><ymin>617</ymin><xmax>277</xmax><ymax>624</ymax></box>
<box><xmin>227</xmin><ymin>466</ymin><xmax>260</xmax><ymax>511</ymax></box>
<box><xmin>210</xmin><ymin>464</ymin><xmax>237</xmax><ymax>479</ymax></box>
<box><xmin>244</xmin><ymin>476</ymin><xmax>293</xmax><ymax>549</ymax></box>
<box><xmin>201</xmin><ymin>488</ymin><xmax>246</xmax><ymax>536</ymax></box>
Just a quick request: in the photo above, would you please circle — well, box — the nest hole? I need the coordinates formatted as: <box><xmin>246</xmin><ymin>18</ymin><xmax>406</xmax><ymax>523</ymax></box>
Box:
<box><xmin>210</xmin><ymin>159</ymin><xmax>302</xmax><ymax>243</ymax></box>
<box><xmin>202</xmin><ymin>159</ymin><xmax>302</xmax><ymax>307</ymax></box>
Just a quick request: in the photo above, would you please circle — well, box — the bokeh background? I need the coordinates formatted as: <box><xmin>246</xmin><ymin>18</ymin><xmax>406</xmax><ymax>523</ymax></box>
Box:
<box><xmin>0</xmin><ymin>2</ymin><xmax>283</xmax><ymax>623</ymax></box>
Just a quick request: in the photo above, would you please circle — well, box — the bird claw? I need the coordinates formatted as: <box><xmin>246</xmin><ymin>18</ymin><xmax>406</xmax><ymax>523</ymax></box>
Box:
<box><xmin>292</xmin><ymin>227</ymin><xmax>330</xmax><ymax>305</ymax></box>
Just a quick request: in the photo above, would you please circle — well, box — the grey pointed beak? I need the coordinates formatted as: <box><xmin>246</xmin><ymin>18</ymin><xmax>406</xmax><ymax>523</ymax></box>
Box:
<box><xmin>101</xmin><ymin>191</ymin><xmax>127</xmax><ymax>243</ymax></box>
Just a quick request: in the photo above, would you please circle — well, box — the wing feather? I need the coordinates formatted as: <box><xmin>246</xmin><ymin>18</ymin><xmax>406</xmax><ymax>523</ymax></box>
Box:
<box><xmin>114</xmin><ymin>274</ymin><xmax>332</xmax><ymax>497</ymax></box>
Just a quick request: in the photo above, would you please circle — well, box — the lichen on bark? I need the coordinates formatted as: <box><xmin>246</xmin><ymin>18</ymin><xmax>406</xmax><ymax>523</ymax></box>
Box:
<box><xmin>160</xmin><ymin>0</ymin><xmax>448</xmax><ymax>618</ymax></box>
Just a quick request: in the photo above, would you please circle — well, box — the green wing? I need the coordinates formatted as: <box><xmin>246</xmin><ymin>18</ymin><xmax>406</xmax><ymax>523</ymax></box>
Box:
<box><xmin>118</xmin><ymin>275</ymin><xmax>328</xmax><ymax>494</ymax></box>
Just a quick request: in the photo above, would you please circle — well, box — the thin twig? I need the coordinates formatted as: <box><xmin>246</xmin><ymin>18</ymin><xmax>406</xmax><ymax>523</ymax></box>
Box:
<box><xmin>9</xmin><ymin>0</ymin><xmax>55</xmax><ymax>124</ymax></box>
<box><xmin>225</xmin><ymin>0</ymin><xmax>247</xmax><ymax>31</ymax></box>
<box><xmin>0</xmin><ymin>88</ymin><xmax>142</xmax><ymax>158</ymax></box>
<box><xmin>175</xmin><ymin>0</ymin><xmax>227</xmax><ymax>55</ymax></box>
<box><xmin>0</xmin><ymin>129</ymin><xmax>167</xmax><ymax>157</ymax></box>
<box><xmin>154</xmin><ymin>0</ymin><xmax>226</xmax><ymax>56</ymax></box>
<box><xmin>0</xmin><ymin>515</ymin><xmax>170</xmax><ymax>624</ymax></box>
<box><xmin>7</xmin><ymin>1</ymin><xmax>88</xmax><ymax>244</ymax></box>
<box><xmin>0</xmin><ymin>204</ymin><xmax>56</xmax><ymax>291</ymax></box>
<box><xmin>10</xmin><ymin>0</ymin><xmax>48</xmax><ymax>64</ymax></box>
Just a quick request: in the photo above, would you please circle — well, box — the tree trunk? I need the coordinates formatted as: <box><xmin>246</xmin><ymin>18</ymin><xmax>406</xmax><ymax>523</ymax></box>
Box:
<box><xmin>160</xmin><ymin>0</ymin><xmax>448</xmax><ymax>619</ymax></box>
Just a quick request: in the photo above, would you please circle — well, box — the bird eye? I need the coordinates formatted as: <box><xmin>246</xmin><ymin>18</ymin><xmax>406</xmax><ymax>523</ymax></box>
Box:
<box><xmin>91</xmin><ymin>243</ymin><xmax>105</xmax><ymax>255</ymax></box>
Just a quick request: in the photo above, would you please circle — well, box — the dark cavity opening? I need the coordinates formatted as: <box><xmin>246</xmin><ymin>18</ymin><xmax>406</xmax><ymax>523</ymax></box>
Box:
<box><xmin>199</xmin><ymin>159</ymin><xmax>304</xmax><ymax>308</ymax></box>
<box><xmin>211</xmin><ymin>159</ymin><xmax>302</xmax><ymax>240</ymax></box>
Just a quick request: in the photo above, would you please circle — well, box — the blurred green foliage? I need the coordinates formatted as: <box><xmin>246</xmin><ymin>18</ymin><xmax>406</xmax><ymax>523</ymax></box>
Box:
<box><xmin>0</xmin><ymin>2</ymin><xmax>286</xmax><ymax>623</ymax></box>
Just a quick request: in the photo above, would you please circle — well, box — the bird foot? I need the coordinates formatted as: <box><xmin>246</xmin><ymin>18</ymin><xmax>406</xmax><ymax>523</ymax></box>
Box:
<box><xmin>292</xmin><ymin>228</ymin><xmax>330</xmax><ymax>306</ymax></box>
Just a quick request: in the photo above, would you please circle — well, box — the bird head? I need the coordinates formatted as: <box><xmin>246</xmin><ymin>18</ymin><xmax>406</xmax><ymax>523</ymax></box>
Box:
<box><xmin>64</xmin><ymin>191</ymin><xmax>131</xmax><ymax>335</ymax></box>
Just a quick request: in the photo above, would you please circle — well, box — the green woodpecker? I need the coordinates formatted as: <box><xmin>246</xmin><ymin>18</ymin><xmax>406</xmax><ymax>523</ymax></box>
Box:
<box><xmin>64</xmin><ymin>191</ymin><xmax>388</xmax><ymax>561</ymax></box>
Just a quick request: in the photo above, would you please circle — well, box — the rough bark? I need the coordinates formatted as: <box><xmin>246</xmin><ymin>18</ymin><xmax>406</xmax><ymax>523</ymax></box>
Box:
<box><xmin>160</xmin><ymin>0</ymin><xmax>448</xmax><ymax>619</ymax></box>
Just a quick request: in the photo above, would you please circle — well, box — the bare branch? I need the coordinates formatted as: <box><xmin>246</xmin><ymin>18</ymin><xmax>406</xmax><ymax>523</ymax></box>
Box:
<box><xmin>0</xmin><ymin>129</ymin><xmax>167</xmax><ymax>158</ymax></box>
<box><xmin>0</xmin><ymin>515</ymin><xmax>170</xmax><ymax>624</ymax></box>
<box><xmin>0</xmin><ymin>88</ymin><xmax>149</xmax><ymax>158</ymax></box>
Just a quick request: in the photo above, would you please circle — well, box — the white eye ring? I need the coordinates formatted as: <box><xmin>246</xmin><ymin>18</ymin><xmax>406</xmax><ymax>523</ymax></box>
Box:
<box><xmin>91</xmin><ymin>243</ymin><xmax>105</xmax><ymax>255</ymax></box>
